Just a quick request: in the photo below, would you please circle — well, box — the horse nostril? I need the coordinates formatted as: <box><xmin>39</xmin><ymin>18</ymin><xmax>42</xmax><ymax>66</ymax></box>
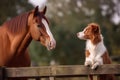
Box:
<box><xmin>49</xmin><ymin>41</ymin><xmax>53</xmax><ymax>48</ymax></box>
<box><xmin>50</xmin><ymin>41</ymin><xmax>56</xmax><ymax>48</ymax></box>
<box><xmin>49</xmin><ymin>42</ymin><xmax>52</xmax><ymax>47</ymax></box>
<box><xmin>47</xmin><ymin>40</ymin><xmax>56</xmax><ymax>50</ymax></box>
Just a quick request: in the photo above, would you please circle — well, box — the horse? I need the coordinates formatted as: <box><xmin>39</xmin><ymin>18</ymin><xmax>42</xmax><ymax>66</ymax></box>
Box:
<box><xmin>0</xmin><ymin>6</ymin><xmax>56</xmax><ymax>80</ymax></box>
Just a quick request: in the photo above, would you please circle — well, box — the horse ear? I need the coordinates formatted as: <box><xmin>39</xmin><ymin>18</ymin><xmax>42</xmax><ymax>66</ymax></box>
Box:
<box><xmin>33</xmin><ymin>6</ymin><xmax>39</xmax><ymax>17</ymax></box>
<box><xmin>42</xmin><ymin>6</ymin><xmax>47</xmax><ymax>15</ymax></box>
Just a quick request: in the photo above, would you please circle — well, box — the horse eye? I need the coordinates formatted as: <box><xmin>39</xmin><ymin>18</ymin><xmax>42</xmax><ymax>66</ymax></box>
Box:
<box><xmin>37</xmin><ymin>24</ymin><xmax>41</xmax><ymax>27</ymax></box>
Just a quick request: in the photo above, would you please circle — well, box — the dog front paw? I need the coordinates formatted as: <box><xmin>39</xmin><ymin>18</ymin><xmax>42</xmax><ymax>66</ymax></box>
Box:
<box><xmin>91</xmin><ymin>62</ymin><xmax>99</xmax><ymax>70</ymax></box>
<box><xmin>84</xmin><ymin>61</ymin><xmax>92</xmax><ymax>67</ymax></box>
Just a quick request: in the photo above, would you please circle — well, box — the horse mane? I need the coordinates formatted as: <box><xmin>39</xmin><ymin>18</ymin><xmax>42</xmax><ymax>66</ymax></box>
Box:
<box><xmin>3</xmin><ymin>12</ymin><xmax>30</xmax><ymax>34</ymax></box>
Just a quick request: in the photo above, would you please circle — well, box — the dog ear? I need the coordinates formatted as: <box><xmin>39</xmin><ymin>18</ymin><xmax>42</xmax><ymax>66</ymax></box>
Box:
<box><xmin>91</xmin><ymin>24</ymin><xmax>100</xmax><ymax>34</ymax></box>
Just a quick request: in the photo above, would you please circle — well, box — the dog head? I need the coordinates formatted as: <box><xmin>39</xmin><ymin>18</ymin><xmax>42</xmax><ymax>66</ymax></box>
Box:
<box><xmin>77</xmin><ymin>23</ymin><xmax>101</xmax><ymax>44</ymax></box>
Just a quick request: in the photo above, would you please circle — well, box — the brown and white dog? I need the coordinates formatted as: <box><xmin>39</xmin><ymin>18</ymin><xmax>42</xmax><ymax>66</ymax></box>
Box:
<box><xmin>77</xmin><ymin>23</ymin><xmax>115</xmax><ymax>80</ymax></box>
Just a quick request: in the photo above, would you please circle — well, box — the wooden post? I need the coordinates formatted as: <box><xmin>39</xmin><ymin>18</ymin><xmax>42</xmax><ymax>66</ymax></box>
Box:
<box><xmin>35</xmin><ymin>77</ymin><xmax>40</xmax><ymax>80</ymax></box>
<box><xmin>93</xmin><ymin>76</ymin><xmax>97</xmax><ymax>80</ymax></box>
<box><xmin>49</xmin><ymin>77</ymin><xmax>55</xmax><ymax>80</ymax></box>
<box><xmin>0</xmin><ymin>67</ymin><xmax>5</xmax><ymax>80</ymax></box>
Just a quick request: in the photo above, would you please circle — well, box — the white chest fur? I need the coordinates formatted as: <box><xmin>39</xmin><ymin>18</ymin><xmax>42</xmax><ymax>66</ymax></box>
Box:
<box><xmin>85</xmin><ymin>38</ymin><xmax>106</xmax><ymax>69</ymax></box>
<box><xmin>86</xmin><ymin>40</ymin><xmax>106</xmax><ymax>59</ymax></box>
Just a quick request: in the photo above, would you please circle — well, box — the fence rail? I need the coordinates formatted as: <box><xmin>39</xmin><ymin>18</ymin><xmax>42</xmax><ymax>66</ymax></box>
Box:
<box><xmin>0</xmin><ymin>64</ymin><xmax>120</xmax><ymax>80</ymax></box>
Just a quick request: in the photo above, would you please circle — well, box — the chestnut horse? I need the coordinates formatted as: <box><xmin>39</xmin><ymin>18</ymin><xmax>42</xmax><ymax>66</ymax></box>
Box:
<box><xmin>0</xmin><ymin>6</ymin><xmax>56</xmax><ymax>80</ymax></box>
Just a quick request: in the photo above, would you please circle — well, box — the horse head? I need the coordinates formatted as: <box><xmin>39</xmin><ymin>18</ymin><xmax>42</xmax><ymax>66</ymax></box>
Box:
<box><xmin>28</xmin><ymin>6</ymin><xmax>56</xmax><ymax>50</ymax></box>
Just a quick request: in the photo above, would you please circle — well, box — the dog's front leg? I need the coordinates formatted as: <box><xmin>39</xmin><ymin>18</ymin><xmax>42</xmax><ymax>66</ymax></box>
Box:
<box><xmin>91</xmin><ymin>57</ymin><xmax>103</xmax><ymax>69</ymax></box>
<box><xmin>85</xmin><ymin>57</ymin><xmax>92</xmax><ymax>67</ymax></box>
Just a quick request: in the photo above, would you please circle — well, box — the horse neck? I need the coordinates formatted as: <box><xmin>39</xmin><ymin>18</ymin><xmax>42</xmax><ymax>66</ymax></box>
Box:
<box><xmin>5</xmin><ymin>12</ymin><xmax>32</xmax><ymax>55</ymax></box>
<box><xmin>10</xmin><ymin>31</ymin><xmax>32</xmax><ymax>56</ymax></box>
<box><xmin>17</xmin><ymin>32</ymin><xmax>32</xmax><ymax>54</ymax></box>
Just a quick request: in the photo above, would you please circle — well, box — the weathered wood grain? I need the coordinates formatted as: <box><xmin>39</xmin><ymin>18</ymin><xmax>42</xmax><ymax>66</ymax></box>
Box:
<box><xmin>4</xmin><ymin>64</ymin><xmax>120</xmax><ymax>78</ymax></box>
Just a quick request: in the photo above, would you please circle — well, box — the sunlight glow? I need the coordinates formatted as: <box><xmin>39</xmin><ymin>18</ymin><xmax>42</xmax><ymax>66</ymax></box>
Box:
<box><xmin>29</xmin><ymin>0</ymin><xmax>47</xmax><ymax>10</ymax></box>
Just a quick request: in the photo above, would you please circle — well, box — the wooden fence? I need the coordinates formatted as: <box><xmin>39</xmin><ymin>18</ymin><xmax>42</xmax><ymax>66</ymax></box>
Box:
<box><xmin>0</xmin><ymin>64</ymin><xmax>120</xmax><ymax>80</ymax></box>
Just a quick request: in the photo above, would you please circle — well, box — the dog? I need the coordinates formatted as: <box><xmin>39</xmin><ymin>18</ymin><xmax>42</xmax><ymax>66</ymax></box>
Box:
<box><xmin>77</xmin><ymin>23</ymin><xmax>115</xmax><ymax>80</ymax></box>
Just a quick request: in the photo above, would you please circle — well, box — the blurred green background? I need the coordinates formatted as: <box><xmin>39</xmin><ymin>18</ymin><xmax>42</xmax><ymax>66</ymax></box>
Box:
<box><xmin>0</xmin><ymin>0</ymin><xmax>120</xmax><ymax>66</ymax></box>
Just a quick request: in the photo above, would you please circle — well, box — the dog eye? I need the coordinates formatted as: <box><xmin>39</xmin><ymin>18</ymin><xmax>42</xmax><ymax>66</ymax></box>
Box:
<box><xmin>84</xmin><ymin>29</ymin><xmax>88</xmax><ymax>33</ymax></box>
<box><xmin>86</xmin><ymin>28</ymin><xmax>88</xmax><ymax>31</ymax></box>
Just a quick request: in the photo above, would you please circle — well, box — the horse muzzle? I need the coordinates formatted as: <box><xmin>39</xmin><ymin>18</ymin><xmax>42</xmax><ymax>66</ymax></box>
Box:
<box><xmin>47</xmin><ymin>39</ymin><xmax>56</xmax><ymax>50</ymax></box>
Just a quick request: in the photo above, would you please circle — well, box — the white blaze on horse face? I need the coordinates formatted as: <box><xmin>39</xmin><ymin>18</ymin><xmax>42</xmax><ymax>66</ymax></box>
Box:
<box><xmin>42</xmin><ymin>18</ymin><xmax>56</xmax><ymax>50</ymax></box>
